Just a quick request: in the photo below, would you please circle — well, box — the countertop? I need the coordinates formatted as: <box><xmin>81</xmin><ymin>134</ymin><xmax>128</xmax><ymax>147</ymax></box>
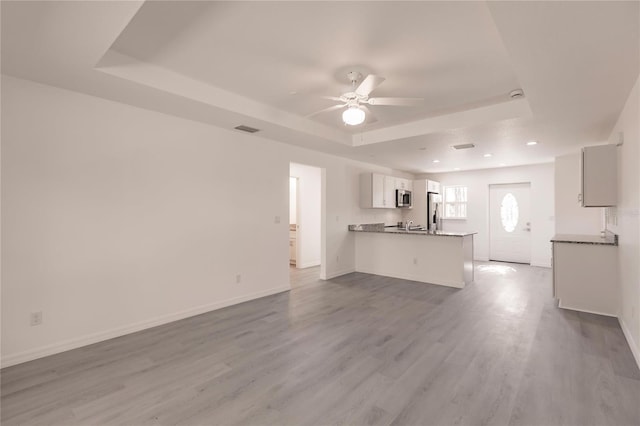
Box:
<box><xmin>348</xmin><ymin>223</ymin><xmax>476</xmax><ymax>237</ymax></box>
<box><xmin>551</xmin><ymin>232</ymin><xmax>618</xmax><ymax>246</ymax></box>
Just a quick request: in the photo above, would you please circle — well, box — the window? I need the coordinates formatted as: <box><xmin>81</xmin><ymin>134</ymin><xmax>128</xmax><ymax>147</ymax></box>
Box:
<box><xmin>443</xmin><ymin>185</ymin><xmax>468</xmax><ymax>219</ymax></box>
<box><xmin>500</xmin><ymin>193</ymin><xmax>519</xmax><ymax>232</ymax></box>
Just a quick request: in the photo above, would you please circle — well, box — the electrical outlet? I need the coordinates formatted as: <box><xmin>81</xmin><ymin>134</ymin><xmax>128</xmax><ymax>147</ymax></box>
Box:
<box><xmin>274</xmin><ymin>216</ymin><xmax>281</xmax><ymax>224</ymax></box>
<box><xmin>336</xmin><ymin>255</ymin><xmax>340</xmax><ymax>264</ymax></box>
<box><xmin>30</xmin><ymin>311</ymin><xmax>42</xmax><ymax>326</ymax></box>
<box><xmin>413</xmin><ymin>257</ymin><xmax>418</xmax><ymax>265</ymax></box>
<box><xmin>236</xmin><ymin>274</ymin><xmax>241</xmax><ymax>284</ymax></box>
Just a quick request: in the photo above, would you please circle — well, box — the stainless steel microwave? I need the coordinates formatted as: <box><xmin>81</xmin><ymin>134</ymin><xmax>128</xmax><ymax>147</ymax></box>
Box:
<box><xmin>396</xmin><ymin>189</ymin><xmax>412</xmax><ymax>208</ymax></box>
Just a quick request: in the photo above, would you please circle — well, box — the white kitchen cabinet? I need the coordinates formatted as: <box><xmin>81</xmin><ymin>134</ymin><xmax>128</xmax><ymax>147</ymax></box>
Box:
<box><xmin>552</xmin><ymin>237</ymin><xmax>618</xmax><ymax>316</ymax></box>
<box><xmin>289</xmin><ymin>228</ymin><xmax>296</xmax><ymax>265</ymax></box>
<box><xmin>581</xmin><ymin>145</ymin><xmax>617</xmax><ymax>207</ymax></box>
<box><xmin>395</xmin><ymin>178</ymin><xmax>413</xmax><ymax>191</ymax></box>
<box><xmin>360</xmin><ymin>173</ymin><xmax>396</xmax><ymax>208</ymax></box>
<box><xmin>384</xmin><ymin>176</ymin><xmax>396</xmax><ymax>207</ymax></box>
<box><xmin>427</xmin><ymin>179</ymin><xmax>441</xmax><ymax>193</ymax></box>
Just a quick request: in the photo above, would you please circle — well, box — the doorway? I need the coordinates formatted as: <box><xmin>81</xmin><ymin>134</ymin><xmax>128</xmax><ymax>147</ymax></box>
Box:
<box><xmin>289</xmin><ymin>163</ymin><xmax>323</xmax><ymax>286</ymax></box>
<box><xmin>489</xmin><ymin>183</ymin><xmax>531</xmax><ymax>264</ymax></box>
<box><xmin>289</xmin><ymin>177</ymin><xmax>298</xmax><ymax>267</ymax></box>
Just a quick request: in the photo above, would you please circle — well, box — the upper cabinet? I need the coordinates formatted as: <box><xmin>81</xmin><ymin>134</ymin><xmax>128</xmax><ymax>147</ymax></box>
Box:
<box><xmin>361</xmin><ymin>173</ymin><xmax>396</xmax><ymax>208</ymax></box>
<box><xmin>426</xmin><ymin>180</ymin><xmax>441</xmax><ymax>193</ymax></box>
<box><xmin>360</xmin><ymin>173</ymin><xmax>414</xmax><ymax>208</ymax></box>
<box><xmin>581</xmin><ymin>145</ymin><xmax>617</xmax><ymax>207</ymax></box>
<box><xmin>395</xmin><ymin>178</ymin><xmax>413</xmax><ymax>191</ymax></box>
<box><xmin>384</xmin><ymin>176</ymin><xmax>396</xmax><ymax>207</ymax></box>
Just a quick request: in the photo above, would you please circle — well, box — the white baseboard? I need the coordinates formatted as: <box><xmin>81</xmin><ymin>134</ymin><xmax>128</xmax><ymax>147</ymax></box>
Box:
<box><xmin>530</xmin><ymin>262</ymin><xmax>552</xmax><ymax>268</ymax></box>
<box><xmin>557</xmin><ymin>300</ymin><xmax>617</xmax><ymax>317</ymax></box>
<box><xmin>296</xmin><ymin>261</ymin><xmax>321</xmax><ymax>269</ymax></box>
<box><xmin>619</xmin><ymin>317</ymin><xmax>640</xmax><ymax>370</ymax></box>
<box><xmin>1</xmin><ymin>285</ymin><xmax>290</xmax><ymax>368</ymax></box>
<box><xmin>324</xmin><ymin>268</ymin><xmax>356</xmax><ymax>280</ymax></box>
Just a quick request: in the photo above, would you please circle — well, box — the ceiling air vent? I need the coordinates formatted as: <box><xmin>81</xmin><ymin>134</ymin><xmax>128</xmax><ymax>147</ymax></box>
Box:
<box><xmin>452</xmin><ymin>143</ymin><xmax>475</xmax><ymax>150</ymax></box>
<box><xmin>234</xmin><ymin>125</ymin><xmax>260</xmax><ymax>133</ymax></box>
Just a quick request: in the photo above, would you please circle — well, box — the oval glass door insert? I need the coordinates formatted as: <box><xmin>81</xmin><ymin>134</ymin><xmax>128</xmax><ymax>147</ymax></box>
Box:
<box><xmin>500</xmin><ymin>193</ymin><xmax>519</xmax><ymax>232</ymax></box>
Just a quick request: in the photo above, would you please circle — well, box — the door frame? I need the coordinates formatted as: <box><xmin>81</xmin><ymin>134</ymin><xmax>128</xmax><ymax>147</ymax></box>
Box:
<box><xmin>289</xmin><ymin>176</ymin><xmax>301</xmax><ymax>267</ymax></box>
<box><xmin>289</xmin><ymin>162</ymin><xmax>326</xmax><ymax>279</ymax></box>
<box><xmin>488</xmin><ymin>182</ymin><xmax>532</xmax><ymax>264</ymax></box>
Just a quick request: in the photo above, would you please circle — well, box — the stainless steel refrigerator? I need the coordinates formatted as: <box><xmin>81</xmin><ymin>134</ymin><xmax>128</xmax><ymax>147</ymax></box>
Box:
<box><xmin>427</xmin><ymin>192</ymin><xmax>442</xmax><ymax>231</ymax></box>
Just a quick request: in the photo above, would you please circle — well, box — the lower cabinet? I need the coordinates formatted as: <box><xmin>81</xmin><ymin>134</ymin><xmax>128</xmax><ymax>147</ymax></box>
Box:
<box><xmin>289</xmin><ymin>228</ymin><xmax>296</xmax><ymax>265</ymax></box>
<box><xmin>552</xmin><ymin>241</ymin><xmax>618</xmax><ymax>316</ymax></box>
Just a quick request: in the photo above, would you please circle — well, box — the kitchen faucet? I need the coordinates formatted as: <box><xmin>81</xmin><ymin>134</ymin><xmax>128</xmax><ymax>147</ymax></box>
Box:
<box><xmin>405</xmin><ymin>220</ymin><xmax>413</xmax><ymax>231</ymax></box>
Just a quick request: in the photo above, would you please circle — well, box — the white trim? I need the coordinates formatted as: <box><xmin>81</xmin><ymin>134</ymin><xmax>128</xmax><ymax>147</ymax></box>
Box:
<box><xmin>295</xmin><ymin>175</ymin><xmax>302</xmax><ymax>266</ymax></box>
<box><xmin>557</xmin><ymin>300</ymin><xmax>617</xmax><ymax>317</ymax></box>
<box><xmin>297</xmin><ymin>260</ymin><xmax>321</xmax><ymax>269</ymax></box>
<box><xmin>530</xmin><ymin>262</ymin><xmax>552</xmax><ymax>268</ymax></box>
<box><xmin>619</xmin><ymin>317</ymin><xmax>640</xmax><ymax>370</ymax></box>
<box><xmin>1</xmin><ymin>285</ymin><xmax>290</xmax><ymax>368</ymax></box>
<box><xmin>475</xmin><ymin>258</ymin><xmax>550</xmax><ymax>268</ymax></box>
<box><xmin>324</xmin><ymin>268</ymin><xmax>356</xmax><ymax>280</ymax></box>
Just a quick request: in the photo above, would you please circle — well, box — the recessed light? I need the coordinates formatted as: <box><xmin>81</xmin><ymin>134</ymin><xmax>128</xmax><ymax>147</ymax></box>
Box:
<box><xmin>499</xmin><ymin>163</ymin><xmax>506</xmax><ymax>167</ymax></box>
<box><xmin>527</xmin><ymin>141</ymin><xmax>538</xmax><ymax>146</ymax></box>
<box><xmin>484</xmin><ymin>153</ymin><xmax>492</xmax><ymax>158</ymax></box>
<box><xmin>454</xmin><ymin>167</ymin><xmax>460</xmax><ymax>171</ymax></box>
<box><xmin>433</xmin><ymin>159</ymin><xmax>440</xmax><ymax>163</ymax></box>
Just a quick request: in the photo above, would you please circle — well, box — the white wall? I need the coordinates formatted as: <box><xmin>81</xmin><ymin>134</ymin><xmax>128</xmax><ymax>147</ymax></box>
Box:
<box><xmin>607</xmin><ymin>73</ymin><xmax>640</xmax><ymax>366</ymax></box>
<box><xmin>0</xmin><ymin>75</ymin><xmax>413</xmax><ymax>366</ymax></box>
<box><xmin>290</xmin><ymin>163</ymin><xmax>321</xmax><ymax>268</ymax></box>
<box><xmin>418</xmin><ymin>163</ymin><xmax>555</xmax><ymax>267</ymax></box>
<box><xmin>554</xmin><ymin>153</ymin><xmax>603</xmax><ymax>234</ymax></box>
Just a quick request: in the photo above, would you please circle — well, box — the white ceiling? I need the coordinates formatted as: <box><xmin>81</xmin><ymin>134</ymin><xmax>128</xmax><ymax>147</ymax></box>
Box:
<box><xmin>2</xmin><ymin>1</ymin><xmax>638</xmax><ymax>174</ymax></box>
<box><xmin>110</xmin><ymin>1</ymin><xmax>520</xmax><ymax>130</ymax></box>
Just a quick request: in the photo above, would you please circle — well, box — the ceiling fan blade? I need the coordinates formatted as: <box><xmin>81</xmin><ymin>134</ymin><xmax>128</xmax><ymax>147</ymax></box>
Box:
<box><xmin>367</xmin><ymin>97</ymin><xmax>424</xmax><ymax>106</ymax></box>
<box><xmin>360</xmin><ymin>105</ymin><xmax>378</xmax><ymax>123</ymax></box>
<box><xmin>355</xmin><ymin>74</ymin><xmax>385</xmax><ymax>97</ymax></box>
<box><xmin>306</xmin><ymin>104</ymin><xmax>345</xmax><ymax>118</ymax></box>
<box><xmin>320</xmin><ymin>95</ymin><xmax>344</xmax><ymax>102</ymax></box>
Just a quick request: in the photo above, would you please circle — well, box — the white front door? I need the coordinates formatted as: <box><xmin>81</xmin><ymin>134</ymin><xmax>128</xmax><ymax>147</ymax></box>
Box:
<box><xmin>489</xmin><ymin>183</ymin><xmax>531</xmax><ymax>264</ymax></box>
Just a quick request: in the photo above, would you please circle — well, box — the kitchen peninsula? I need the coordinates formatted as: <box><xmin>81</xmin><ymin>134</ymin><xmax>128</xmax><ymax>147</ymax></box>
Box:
<box><xmin>349</xmin><ymin>223</ymin><xmax>476</xmax><ymax>288</ymax></box>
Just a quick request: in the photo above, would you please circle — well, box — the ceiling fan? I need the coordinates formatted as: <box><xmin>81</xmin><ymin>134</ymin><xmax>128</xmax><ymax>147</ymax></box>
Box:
<box><xmin>307</xmin><ymin>71</ymin><xmax>424</xmax><ymax>126</ymax></box>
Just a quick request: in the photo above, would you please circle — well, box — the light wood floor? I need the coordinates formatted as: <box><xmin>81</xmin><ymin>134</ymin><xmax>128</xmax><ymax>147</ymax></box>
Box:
<box><xmin>289</xmin><ymin>265</ymin><xmax>321</xmax><ymax>289</ymax></box>
<box><xmin>2</xmin><ymin>262</ymin><xmax>639</xmax><ymax>425</ymax></box>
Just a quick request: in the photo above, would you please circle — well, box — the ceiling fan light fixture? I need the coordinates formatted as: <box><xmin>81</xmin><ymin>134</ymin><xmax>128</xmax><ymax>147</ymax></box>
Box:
<box><xmin>342</xmin><ymin>106</ymin><xmax>365</xmax><ymax>126</ymax></box>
